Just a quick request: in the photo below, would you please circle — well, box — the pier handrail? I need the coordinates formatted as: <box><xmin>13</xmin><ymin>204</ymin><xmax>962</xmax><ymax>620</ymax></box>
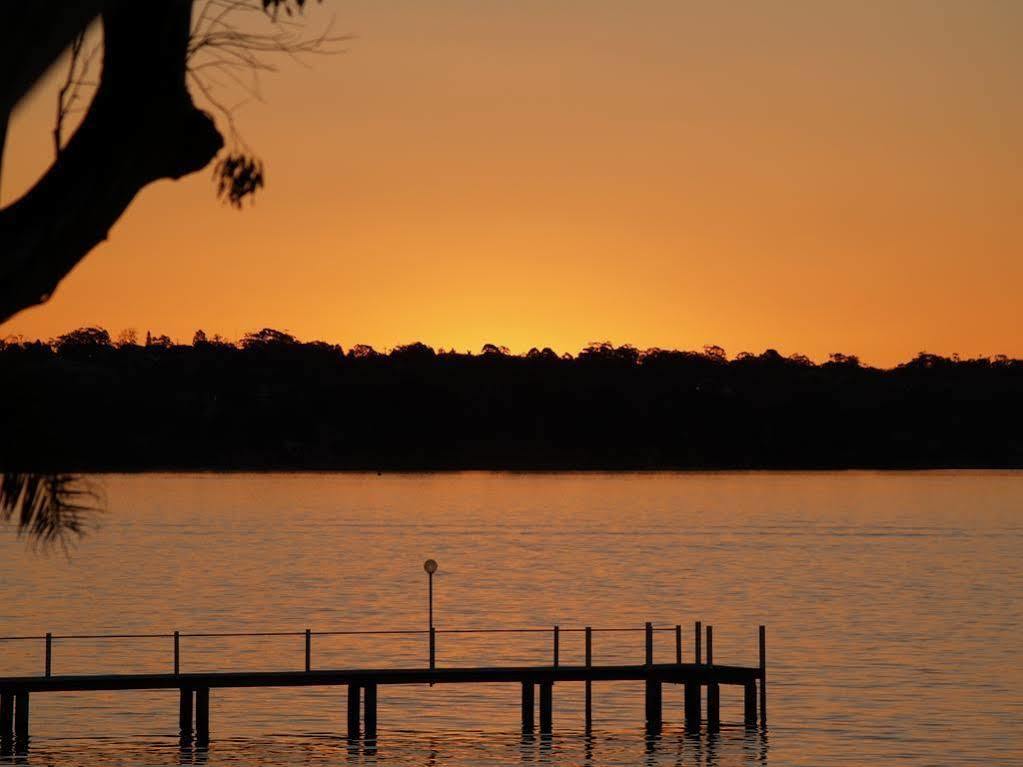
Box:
<box><xmin>0</xmin><ymin>622</ymin><xmax>760</xmax><ymax>682</ymax></box>
<box><xmin>0</xmin><ymin>625</ymin><xmax>682</xmax><ymax>642</ymax></box>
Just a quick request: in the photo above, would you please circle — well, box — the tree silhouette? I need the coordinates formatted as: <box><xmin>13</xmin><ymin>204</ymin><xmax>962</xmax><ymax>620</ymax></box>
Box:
<box><xmin>0</xmin><ymin>0</ymin><xmax>337</xmax><ymax>324</ymax></box>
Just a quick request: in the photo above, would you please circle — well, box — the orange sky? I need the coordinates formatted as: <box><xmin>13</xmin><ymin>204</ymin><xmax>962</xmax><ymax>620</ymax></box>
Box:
<box><xmin>2</xmin><ymin>1</ymin><xmax>1021</xmax><ymax>366</ymax></box>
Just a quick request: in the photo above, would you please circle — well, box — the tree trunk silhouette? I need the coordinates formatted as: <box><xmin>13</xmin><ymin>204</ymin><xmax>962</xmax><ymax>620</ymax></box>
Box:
<box><xmin>0</xmin><ymin>0</ymin><xmax>223</xmax><ymax>324</ymax></box>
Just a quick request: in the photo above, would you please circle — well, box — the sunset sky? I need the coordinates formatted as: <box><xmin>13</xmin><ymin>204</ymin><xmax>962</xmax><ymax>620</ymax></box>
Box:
<box><xmin>2</xmin><ymin>1</ymin><xmax>1021</xmax><ymax>366</ymax></box>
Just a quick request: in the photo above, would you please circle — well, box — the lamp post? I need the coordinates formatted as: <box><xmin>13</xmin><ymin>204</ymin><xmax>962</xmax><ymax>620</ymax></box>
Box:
<box><xmin>424</xmin><ymin>559</ymin><xmax>438</xmax><ymax>669</ymax></box>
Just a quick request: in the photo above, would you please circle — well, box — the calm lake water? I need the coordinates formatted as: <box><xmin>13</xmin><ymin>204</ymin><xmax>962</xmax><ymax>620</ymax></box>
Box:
<box><xmin>1</xmin><ymin>472</ymin><xmax>1021</xmax><ymax>766</ymax></box>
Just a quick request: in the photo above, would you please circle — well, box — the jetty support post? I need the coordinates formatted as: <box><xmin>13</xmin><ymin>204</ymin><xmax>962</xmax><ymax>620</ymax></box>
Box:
<box><xmin>744</xmin><ymin>681</ymin><xmax>757</xmax><ymax>727</ymax></box>
<box><xmin>539</xmin><ymin>681</ymin><xmax>553</xmax><ymax>735</ymax></box>
<box><xmin>178</xmin><ymin>688</ymin><xmax>193</xmax><ymax>741</ymax></box>
<box><xmin>195</xmin><ymin>687</ymin><xmax>209</xmax><ymax>746</ymax></box>
<box><xmin>13</xmin><ymin>691</ymin><xmax>28</xmax><ymax>751</ymax></box>
<box><xmin>347</xmin><ymin>684</ymin><xmax>360</xmax><ymax>740</ymax></box>
<box><xmin>644</xmin><ymin>622</ymin><xmax>661</xmax><ymax>733</ymax></box>
<box><xmin>0</xmin><ymin>690</ymin><xmax>13</xmax><ymax>751</ymax></box>
<box><xmin>521</xmin><ymin>682</ymin><xmax>535</xmax><ymax>733</ymax></box>
<box><xmin>364</xmin><ymin>683</ymin><xmax>377</xmax><ymax>739</ymax></box>
<box><xmin>584</xmin><ymin>626</ymin><xmax>593</xmax><ymax>731</ymax></box>
<box><xmin>706</xmin><ymin>625</ymin><xmax>719</xmax><ymax>731</ymax></box>
<box><xmin>759</xmin><ymin>625</ymin><xmax>767</xmax><ymax>729</ymax></box>
<box><xmin>685</xmin><ymin>620</ymin><xmax>701</xmax><ymax>731</ymax></box>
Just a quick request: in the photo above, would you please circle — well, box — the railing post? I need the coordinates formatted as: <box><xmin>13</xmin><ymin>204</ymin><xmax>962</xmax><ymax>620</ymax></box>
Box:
<box><xmin>553</xmin><ymin>625</ymin><xmax>559</xmax><ymax>668</ymax></box>
<box><xmin>759</xmin><ymin>625</ymin><xmax>767</xmax><ymax>729</ymax></box>
<box><xmin>675</xmin><ymin>624</ymin><xmax>682</xmax><ymax>664</ymax></box>
<box><xmin>706</xmin><ymin>624</ymin><xmax>719</xmax><ymax>730</ymax></box>
<box><xmin>695</xmin><ymin>621</ymin><xmax>702</xmax><ymax>664</ymax></box>
<box><xmin>429</xmin><ymin>626</ymin><xmax>436</xmax><ymax>670</ymax></box>
<box><xmin>44</xmin><ymin>634</ymin><xmax>52</xmax><ymax>678</ymax></box>
<box><xmin>174</xmin><ymin>631</ymin><xmax>180</xmax><ymax>675</ymax></box>
<box><xmin>305</xmin><ymin>629</ymin><xmax>312</xmax><ymax>672</ymax></box>
<box><xmin>584</xmin><ymin>626</ymin><xmax>592</xmax><ymax>731</ymax></box>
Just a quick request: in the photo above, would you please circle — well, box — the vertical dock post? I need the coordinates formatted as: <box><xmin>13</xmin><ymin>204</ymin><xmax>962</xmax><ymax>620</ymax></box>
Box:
<box><xmin>759</xmin><ymin>625</ymin><xmax>767</xmax><ymax>729</ymax></box>
<box><xmin>644</xmin><ymin>621</ymin><xmax>661</xmax><ymax>732</ymax></box>
<box><xmin>0</xmin><ymin>691</ymin><xmax>13</xmax><ymax>749</ymax></box>
<box><xmin>539</xmin><ymin>681</ymin><xmax>553</xmax><ymax>734</ymax></box>
<box><xmin>675</xmin><ymin>625</ymin><xmax>682</xmax><ymax>664</ymax></box>
<box><xmin>179</xmin><ymin>688</ymin><xmax>193</xmax><ymax>740</ymax></box>
<box><xmin>685</xmin><ymin>620</ymin><xmax>701</xmax><ymax>731</ymax></box>
<box><xmin>553</xmin><ymin>625</ymin><xmax>559</xmax><ymax>668</ymax></box>
<box><xmin>347</xmin><ymin>684</ymin><xmax>360</xmax><ymax>739</ymax></box>
<box><xmin>521</xmin><ymin>682</ymin><xmax>535</xmax><ymax>733</ymax></box>
<box><xmin>174</xmin><ymin>631</ymin><xmax>180</xmax><ymax>675</ymax></box>
<box><xmin>429</xmin><ymin>627</ymin><xmax>436</xmax><ymax>670</ymax></box>
<box><xmin>305</xmin><ymin>629</ymin><xmax>312</xmax><ymax>672</ymax></box>
<box><xmin>13</xmin><ymin>691</ymin><xmax>28</xmax><ymax>750</ymax></box>
<box><xmin>195</xmin><ymin>687</ymin><xmax>209</xmax><ymax>745</ymax></box>
<box><xmin>744</xmin><ymin>682</ymin><xmax>757</xmax><ymax>727</ymax></box>
<box><xmin>364</xmin><ymin>683</ymin><xmax>377</xmax><ymax>739</ymax></box>
<box><xmin>706</xmin><ymin>625</ymin><xmax>719</xmax><ymax>731</ymax></box>
<box><xmin>45</xmin><ymin>633</ymin><xmax>52</xmax><ymax>677</ymax></box>
<box><xmin>684</xmin><ymin>678</ymin><xmax>700</xmax><ymax>731</ymax></box>
<box><xmin>584</xmin><ymin>627</ymin><xmax>592</xmax><ymax>731</ymax></box>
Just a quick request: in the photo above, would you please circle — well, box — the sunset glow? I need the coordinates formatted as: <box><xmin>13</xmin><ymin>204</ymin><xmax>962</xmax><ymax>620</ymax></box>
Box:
<box><xmin>3</xmin><ymin>1</ymin><xmax>1020</xmax><ymax>365</ymax></box>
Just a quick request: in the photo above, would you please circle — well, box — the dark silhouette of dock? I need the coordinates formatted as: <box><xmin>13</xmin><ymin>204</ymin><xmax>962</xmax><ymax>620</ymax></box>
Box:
<box><xmin>0</xmin><ymin>622</ymin><xmax>767</xmax><ymax>754</ymax></box>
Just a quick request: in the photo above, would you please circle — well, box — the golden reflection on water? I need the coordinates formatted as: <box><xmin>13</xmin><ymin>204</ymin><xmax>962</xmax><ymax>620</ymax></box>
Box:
<box><xmin>1</xmin><ymin>471</ymin><xmax>1021</xmax><ymax>766</ymax></box>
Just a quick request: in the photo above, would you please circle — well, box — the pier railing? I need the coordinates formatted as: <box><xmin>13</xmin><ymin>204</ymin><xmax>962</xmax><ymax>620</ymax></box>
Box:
<box><xmin>1</xmin><ymin>623</ymin><xmax>721</xmax><ymax>678</ymax></box>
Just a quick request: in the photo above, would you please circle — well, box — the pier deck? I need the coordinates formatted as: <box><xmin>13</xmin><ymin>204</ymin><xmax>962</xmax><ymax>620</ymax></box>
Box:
<box><xmin>0</xmin><ymin>622</ymin><xmax>767</xmax><ymax>753</ymax></box>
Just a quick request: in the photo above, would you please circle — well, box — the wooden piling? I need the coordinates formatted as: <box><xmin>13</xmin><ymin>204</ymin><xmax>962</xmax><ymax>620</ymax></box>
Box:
<box><xmin>178</xmin><ymin>688</ymin><xmax>193</xmax><ymax>740</ymax></box>
<box><xmin>706</xmin><ymin>624</ymin><xmax>719</xmax><ymax>730</ymax></box>
<box><xmin>364</xmin><ymin>683</ymin><xmax>377</xmax><ymax>739</ymax></box>
<box><xmin>521</xmin><ymin>682</ymin><xmax>535</xmax><ymax>733</ymax></box>
<box><xmin>584</xmin><ymin>627</ymin><xmax>592</xmax><ymax>731</ymax></box>
<box><xmin>759</xmin><ymin>625</ymin><xmax>767</xmax><ymax>729</ymax></box>
<box><xmin>539</xmin><ymin>681</ymin><xmax>553</xmax><ymax>734</ymax></box>
<box><xmin>684</xmin><ymin>680</ymin><xmax>700</xmax><ymax>731</ymax></box>
<box><xmin>645</xmin><ymin>679</ymin><xmax>662</xmax><ymax>733</ymax></box>
<box><xmin>744</xmin><ymin>682</ymin><xmax>757</xmax><ymax>727</ymax></box>
<box><xmin>347</xmin><ymin>684</ymin><xmax>360</xmax><ymax>739</ymax></box>
<box><xmin>13</xmin><ymin>691</ymin><xmax>28</xmax><ymax>747</ymax></box>
<box><xmin>0</xmin><ymin>691</ymin><xmax>13</xmax><ymax>745</ymax></box>
<box><xmin>195</xmin><ymin>687</ymin><xmax>209</xmax><ymax>745</ymax></box>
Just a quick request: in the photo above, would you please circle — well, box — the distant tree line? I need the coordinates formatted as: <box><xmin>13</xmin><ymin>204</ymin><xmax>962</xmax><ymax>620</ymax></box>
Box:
<box><xmin>2</xmin><ymin>327</ymin><xmax>1021</xmax><ymax>470</ymax></box>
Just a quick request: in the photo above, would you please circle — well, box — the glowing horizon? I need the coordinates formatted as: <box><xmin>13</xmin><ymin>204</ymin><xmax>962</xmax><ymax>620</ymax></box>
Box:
<box><xmin>3</xmin><ymin>1</ymin><xmax>1021</xmax><ymax>367</ymax></box>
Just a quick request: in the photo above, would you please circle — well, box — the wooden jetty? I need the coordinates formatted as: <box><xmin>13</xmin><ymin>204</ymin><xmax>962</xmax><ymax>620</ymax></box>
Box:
<box><xmin>0</xmin><ymin>622</ymin><xmax>766</xmax><ymax>753</ymax></box>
